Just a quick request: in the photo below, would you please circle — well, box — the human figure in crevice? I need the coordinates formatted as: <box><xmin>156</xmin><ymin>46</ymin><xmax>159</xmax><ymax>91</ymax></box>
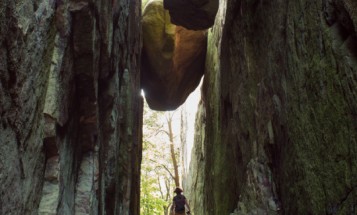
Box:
<box><xmin>171</xmin><ymin>187</ymin><xmax>191</xmax><ymax>215</ymax></box>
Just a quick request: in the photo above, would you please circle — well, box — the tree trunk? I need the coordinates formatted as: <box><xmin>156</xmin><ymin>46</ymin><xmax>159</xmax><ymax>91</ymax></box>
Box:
<box><xmin>167</xmin><ymin>116</ymin><xmax>180</xmax><ymax>188</ymax></box>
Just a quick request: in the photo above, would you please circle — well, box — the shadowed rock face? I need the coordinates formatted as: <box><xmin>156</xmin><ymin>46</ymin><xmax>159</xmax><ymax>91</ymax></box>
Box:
<box><xmin>185</xmin><ymin>0</ymin><xmax>357</xmax><ymax>214</ymax></box>
<box><xmin>2</xmin><ymin>0</ymin><xmax>356</xmax><ymax>214</ymax></box>
<box><xmin>142</xmin><ymin>0</ymin><xmax>207</xmax><ymax>110</ymax></box>
<box><xmin>0</xmin><ymin>0</ymin><xmax>142</xmax><ymax>214</ymax></box>
<box><xmin>164</xmin><ymin>0</ymin><xmax>219</xmax><ymax>30</ymax></box>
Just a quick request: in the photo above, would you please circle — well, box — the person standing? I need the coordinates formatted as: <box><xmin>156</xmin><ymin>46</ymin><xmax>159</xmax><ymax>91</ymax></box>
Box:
<box><xmin>171</xmin><ymin>187</ymin><xmax>191</xmax><ymax>215</ymax></box>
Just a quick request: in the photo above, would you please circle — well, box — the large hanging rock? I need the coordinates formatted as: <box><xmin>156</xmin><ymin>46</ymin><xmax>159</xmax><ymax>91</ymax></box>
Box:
<box><xmin>163</xmin><ymin>0</ymin><xmax>219</xmax><ymax>30</ymax></box>
<box><xmin>142</xmin><ymin>0</ymin><xmax>207</xmax><ymax>110</ymax></box>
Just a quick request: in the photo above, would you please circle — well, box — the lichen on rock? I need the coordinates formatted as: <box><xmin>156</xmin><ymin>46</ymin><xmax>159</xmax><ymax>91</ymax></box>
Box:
<box><xmin>186</xmin><ymin>0</ymin><xmax>357</xmax><ymax>214</ymax></box>
<box><xmin>0</xmin><ymin>0</ymin><xmax>142</xmax><ymax>214</ymax></box>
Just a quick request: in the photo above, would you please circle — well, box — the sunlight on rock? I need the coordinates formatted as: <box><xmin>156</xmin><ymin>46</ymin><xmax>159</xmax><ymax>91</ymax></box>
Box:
<box><xmin>141</xmin><ymin>0</ymin><xmax>206</xmax><ymax>110</ymax></box>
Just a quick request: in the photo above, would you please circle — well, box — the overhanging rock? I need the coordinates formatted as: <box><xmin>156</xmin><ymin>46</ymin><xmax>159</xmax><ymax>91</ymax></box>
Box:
<box><xmin>141</xmin><ymin>0</ymin><xmax>207</xmax><ymax>110</ymax></box>
<box><xmin>163</xmin><ymin>0</ymin><xmax>219</xmax><ymax>30</ymax></box>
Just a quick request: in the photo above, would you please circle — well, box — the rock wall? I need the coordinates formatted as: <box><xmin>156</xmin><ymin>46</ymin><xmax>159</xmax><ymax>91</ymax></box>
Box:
<box><xmin>186</xmin><ymin>0</ymin><xmax>357</xmax><ymax>214</ymax></box>
<box><xmin>0</xmin><ymin>0</ymin><xmax>142</xmax><ymax>214</ymax></box>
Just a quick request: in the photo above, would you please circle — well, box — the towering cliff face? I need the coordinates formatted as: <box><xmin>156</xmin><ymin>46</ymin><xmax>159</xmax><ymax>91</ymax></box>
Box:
<box><xmin>0</xmin><ymin>0</ymin><xmax>142</xmax><ymax>214</ymax></box>
<box><xmin>2</xmin><ymin>0</ymin><xmax>357</xmax><ymax>214</ymax></box>
<box><xmin>187</xmin><ymin>0</ymin><xmax>357</xmax><ymax>214</ymax></box>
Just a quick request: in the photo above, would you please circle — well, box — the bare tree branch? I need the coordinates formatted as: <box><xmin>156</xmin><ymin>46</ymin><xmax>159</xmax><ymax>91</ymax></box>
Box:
<box><xmin>165</xmin><ymin>178</ymin><xmax>171</xmax><ymax>201</ymax></box>
<box><xmin>149</xmin><ymin>158</ymin><xmax>175</xmax><ymax>181</ymax></box>
<box><xmin>167</xmin><ymin>115</ymin><xmax>180</xmax><ymax>187</ymax></box>
<box><xmin>157</xmin><ymin>175</ymin><xmax>164</xmax><ymax>199</ymax></box>
<box><xmin>155</xmin><ymin>129</ymin><xmax>170</xmax><ymax>137</ymax></box>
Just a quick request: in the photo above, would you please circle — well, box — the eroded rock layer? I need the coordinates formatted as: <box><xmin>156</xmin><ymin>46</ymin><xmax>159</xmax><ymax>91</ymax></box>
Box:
<box><xmin>186</xmin><ymin>0</ymin><xmax>357</xmax><ymax>214</ymax></box>
<box><xmin>142</xmin><ymin>0</ymin><xmax>207</xmax><ymax>110</ymax></box>
<box><xmin>0</xmin><ymin>0</ymin><xmax>142</xmax><ymax>214</ymax></box>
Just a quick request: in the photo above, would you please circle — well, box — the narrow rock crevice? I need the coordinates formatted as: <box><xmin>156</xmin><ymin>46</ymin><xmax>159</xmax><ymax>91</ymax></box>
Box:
<box><xmin>1</xmin><ymin>0</ymin><xmax>357</xmax><ymax>214</ymax></box>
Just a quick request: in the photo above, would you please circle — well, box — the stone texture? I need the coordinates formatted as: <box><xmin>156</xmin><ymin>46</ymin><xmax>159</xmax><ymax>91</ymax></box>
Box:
<box><xmin>186</xmin><ymin>0</ymin><xmax>357</xmax><ymax>214</ymax></box>
<box><xmin>2</xmin><ymin>0</ymin><xmax>357</xmax><ymax>214</ymax></box>
<box><xmin>39</xmin><ymin>156</ymin><xmax>59</xmax><ymax>215</ymax></box>
<box><xmin>0</xmin><ymin>0</ymin><xmax>142</xmax><ymax>214</ymax></box>
<box><xmin>230</xmin><ymin>159</ymin><xmax>280</xmax><ymax>215</ymax></box>
<box><xmin>184</xmin><ymin>100</ymin><xmax>207</xmax><ymax>215</ymax></box>
<box><xmin>0</xmin><ymin>0</ymin><xmax>56</xmax><ymax>213</ymax></box>
<box><xmin>163</xmin><ymin>0</ymin><xmax>219</xmax><ymax>30</ymax></box>
<box><xmin>142</xmin><ymin>0</ymin><xmax>207</xmax><ymax>110</ymax></box>
<box><xmin>75</xmin><ymin>153</ymin><xmax>98</xmax><ymax>215</ymax></box>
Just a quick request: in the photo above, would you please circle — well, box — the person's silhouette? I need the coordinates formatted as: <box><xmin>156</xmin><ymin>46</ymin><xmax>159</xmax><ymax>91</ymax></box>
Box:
<box><xmin>171</xmin><ymin>187</ymin><xmax>191</xmax><ymax>215</ymax></box>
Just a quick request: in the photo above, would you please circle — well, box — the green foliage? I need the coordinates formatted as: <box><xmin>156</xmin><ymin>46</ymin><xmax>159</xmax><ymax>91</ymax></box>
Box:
<box><xmin>141</xmin><ymin>101</ymin><xmax>177</xmax><ymax>214</ymax></box>
<box><xmin>140</xmin><ymin>174</ymin><xmax>167</xmax><ymax>215</ymax></box>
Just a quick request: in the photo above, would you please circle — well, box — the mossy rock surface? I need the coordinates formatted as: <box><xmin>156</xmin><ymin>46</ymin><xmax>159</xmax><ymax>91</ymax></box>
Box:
<box><xmin>187</xmin><ymin>0</ymin><xmax>357</xmax><ymax>214</ymax></box>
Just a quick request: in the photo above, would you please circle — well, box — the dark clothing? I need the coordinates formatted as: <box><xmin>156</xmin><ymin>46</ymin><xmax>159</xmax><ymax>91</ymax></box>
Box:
<box><xmin>173</xmin><ymin>194</ymin><xmax>186</xmax><ymax>212</ymax></box>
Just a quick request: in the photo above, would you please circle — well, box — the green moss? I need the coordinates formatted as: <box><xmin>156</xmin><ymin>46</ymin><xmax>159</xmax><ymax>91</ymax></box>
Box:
<box><xmin>189</xmin><ymin>1</ymin><xmax>357</xmax><ymax>214</ymax></box>
<box><xmin>283</xmin><ymin>25</ymin><xmax>357</xmax><ymax>213</ymax></box>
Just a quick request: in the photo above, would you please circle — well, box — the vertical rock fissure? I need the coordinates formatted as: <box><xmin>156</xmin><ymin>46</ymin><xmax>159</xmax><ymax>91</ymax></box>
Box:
<box><xmin>1</xmin><ymin>0</ymin><xmax>142</xmax><ymax>214</ymax></box>
<box><xmin>186</xmin><ymin>0</ymin><xmax>357</xmax><ymax>214</ymax></box>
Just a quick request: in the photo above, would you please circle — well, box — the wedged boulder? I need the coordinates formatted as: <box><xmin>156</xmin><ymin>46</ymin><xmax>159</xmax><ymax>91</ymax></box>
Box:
<box><xmin>141</xmin><ymin>0</ymin><xmax>207</xmax><ymax>110</ymax></box>
<box><xmin>163</xmin><ymin>0</ymin><xmax>219</xmax><ymax>30</ymax></box>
